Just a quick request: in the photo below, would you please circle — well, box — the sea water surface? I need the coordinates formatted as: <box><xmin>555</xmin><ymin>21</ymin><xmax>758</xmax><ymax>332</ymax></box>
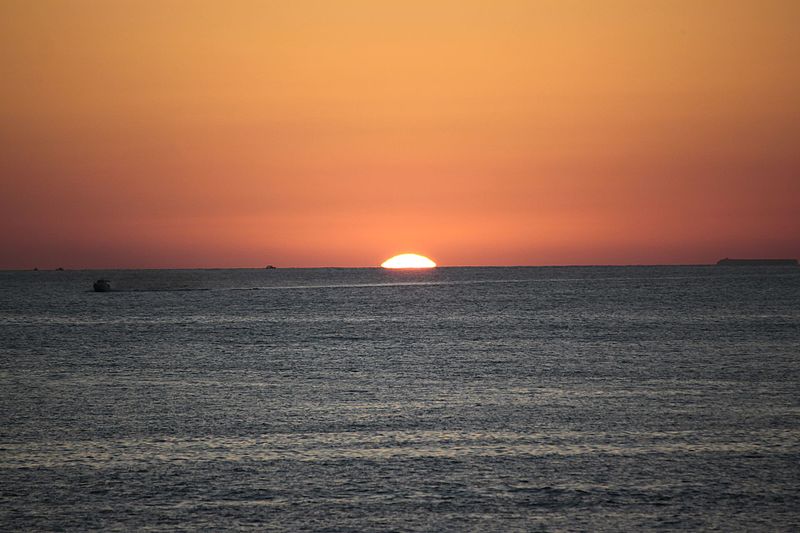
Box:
<box><xmin>1</xmin><ymin>266</ymin><xmax>799</xmax><ymax>531</ymax></box>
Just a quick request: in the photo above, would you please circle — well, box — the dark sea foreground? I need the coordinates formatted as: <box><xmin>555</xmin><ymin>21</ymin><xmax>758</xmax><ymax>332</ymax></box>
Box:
<box><xmin>1</xmin><ymin>266</ymin><xmax>799</xmax><ymax>531</ymax></box>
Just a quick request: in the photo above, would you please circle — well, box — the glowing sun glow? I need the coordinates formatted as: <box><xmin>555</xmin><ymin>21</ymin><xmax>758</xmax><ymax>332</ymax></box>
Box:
<box><xmin>381</xmin><ymin>254</ymin><xmax>437</xmax><ymax>269</ymax></box>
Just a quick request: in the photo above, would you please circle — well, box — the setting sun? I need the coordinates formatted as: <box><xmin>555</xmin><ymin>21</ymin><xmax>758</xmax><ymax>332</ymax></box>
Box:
<box><xmin>381</xmin><ymin>254</ymin><xmax>437</xmax><ymax>269</ymax></box>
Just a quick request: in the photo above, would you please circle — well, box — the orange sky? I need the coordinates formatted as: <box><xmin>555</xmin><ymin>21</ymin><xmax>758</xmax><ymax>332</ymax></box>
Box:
<box><xmin>1</xmin><ymin>0</ymin><xmax>798</xmax><ymax>268</ymax></box>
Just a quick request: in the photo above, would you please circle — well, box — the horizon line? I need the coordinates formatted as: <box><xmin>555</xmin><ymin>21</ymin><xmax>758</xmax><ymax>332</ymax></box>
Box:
<box><xmin>3</xmin><ymin>261</ymin><xmax>788</xmax><ymax>272</ymax></box>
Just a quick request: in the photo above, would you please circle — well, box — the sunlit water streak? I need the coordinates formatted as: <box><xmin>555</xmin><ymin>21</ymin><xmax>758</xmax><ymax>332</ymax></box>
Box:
<box><xmin>1</xmin><ymin>266</ymin><xmax>799</xmax><ymax>531</ymax></box>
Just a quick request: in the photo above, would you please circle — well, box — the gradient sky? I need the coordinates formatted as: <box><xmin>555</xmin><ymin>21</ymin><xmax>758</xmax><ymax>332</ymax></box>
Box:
<box><xmin>1</xmin><ymin>0</ymin><xmax>798</xmax><ymax>268</ymax></box>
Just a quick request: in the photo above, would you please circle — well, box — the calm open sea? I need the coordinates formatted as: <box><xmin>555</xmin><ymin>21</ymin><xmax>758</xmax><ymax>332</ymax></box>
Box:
<box><xmin>1</xmin><ymin>266</ymin><xmax>799</xmax><ymax>531</ymax></box>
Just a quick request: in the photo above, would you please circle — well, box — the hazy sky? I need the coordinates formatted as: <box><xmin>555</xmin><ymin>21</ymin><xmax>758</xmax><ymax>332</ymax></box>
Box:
<box><xmin>2</xmin><ymin>0</ymin><xmax>798</xmax><ymax>268</ymax></box>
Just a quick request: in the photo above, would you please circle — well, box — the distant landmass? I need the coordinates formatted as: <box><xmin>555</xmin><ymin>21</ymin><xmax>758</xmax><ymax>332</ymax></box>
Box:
<box><xmin>717</xmin><ymin>258</ymin><xmax>798</xmax><ymax>266</ymax></box>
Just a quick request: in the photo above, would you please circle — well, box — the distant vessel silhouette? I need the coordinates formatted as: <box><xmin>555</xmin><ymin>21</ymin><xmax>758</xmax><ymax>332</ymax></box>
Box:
<box><xmin>93</xmin><ymin>279</ymin><xmax>111</xmax><ymax>292</ymax></box>
<box><xmin>716</xmin><ymin>258</ymin><xmax>798</xmax><ymax>266</ymax></box>
<box><xmin>265</xmin><ymin>265</ymin><xmax>277</xmax><ymax>269</ymax></box>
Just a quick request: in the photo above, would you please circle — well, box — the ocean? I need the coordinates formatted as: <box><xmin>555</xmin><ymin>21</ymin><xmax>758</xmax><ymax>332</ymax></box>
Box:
<box><xmin>1</xmin><ymin>266</ymin><xmax>799</xmax><ymax>531</ymax></box>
